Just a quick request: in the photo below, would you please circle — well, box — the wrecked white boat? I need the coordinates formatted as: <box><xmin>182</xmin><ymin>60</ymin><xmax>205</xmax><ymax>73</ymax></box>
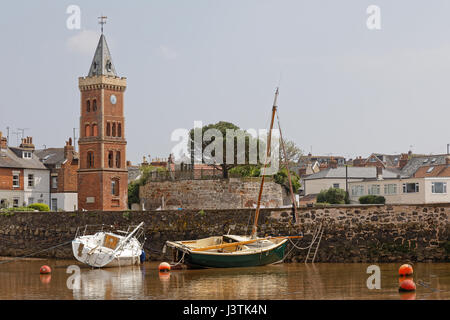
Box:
<box><xmin>72</xmin><ymin>222</ymin><xmax>145</xmax><ymax>268</ymax></box>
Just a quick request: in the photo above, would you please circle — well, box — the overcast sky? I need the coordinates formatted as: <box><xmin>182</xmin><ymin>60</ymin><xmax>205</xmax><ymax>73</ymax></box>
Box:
<box><xmin>0</xmin><ymin>0</ymin><xmax>449</xmax><ymax>164</ymax></box>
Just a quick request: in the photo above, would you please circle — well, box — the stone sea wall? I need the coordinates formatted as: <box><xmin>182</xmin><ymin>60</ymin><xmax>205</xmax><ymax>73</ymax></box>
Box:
<box><xmin>0</xmin><ymin>203</ymin><xmax>448</xmax><ymax>263</ymax></box>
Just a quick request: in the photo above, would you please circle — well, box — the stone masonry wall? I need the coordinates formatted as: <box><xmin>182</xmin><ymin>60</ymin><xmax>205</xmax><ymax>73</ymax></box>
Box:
<box><xmin>139</xmin><ymin>178</ymin><xmax>284</xmax><ymax>210</ymax></box>
<box><xmin>0</xmin><ymin>203</ymin><xmax>448</xmax><ymax>263</ymax></box>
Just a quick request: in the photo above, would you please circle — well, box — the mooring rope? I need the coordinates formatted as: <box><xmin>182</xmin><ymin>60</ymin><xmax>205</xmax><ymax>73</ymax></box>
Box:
<box><xmin>0</xmin><ymin>240</ymin><xmax>73</xmax><ymax>265</ymax></box>
<box><xmin>282</xmin><ymin>223</ymin><xmax>323</xmax><ymax>261</ymax></box>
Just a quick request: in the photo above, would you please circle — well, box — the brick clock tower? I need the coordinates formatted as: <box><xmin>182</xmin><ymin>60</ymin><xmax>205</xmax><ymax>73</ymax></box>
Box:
<box><xmin>77</xmin><ymin>30</ymin><xmax>128</xmax><ymax>211</ymax></box>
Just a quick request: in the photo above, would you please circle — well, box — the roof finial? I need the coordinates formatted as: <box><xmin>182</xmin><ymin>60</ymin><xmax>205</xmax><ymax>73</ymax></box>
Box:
<box><xmin>98</xmin><ymin>15</ymin><xmax>107</xmax><ymax>34</ymax></box>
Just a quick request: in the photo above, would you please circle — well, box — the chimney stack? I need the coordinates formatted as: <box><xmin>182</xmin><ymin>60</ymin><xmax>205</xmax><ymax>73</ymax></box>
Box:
<box><xmin>0</xmin><ymin>131</ymin><xmax>6</xmax><ymax>150</ymax></box>
<box><xmin>19</xmin><ymin>136</ymin><xmax>34</xmax><ymax>151</ymax></box>
<box><xmin>64</xmin><ymin>138</ymin><xmax>74</xmax><ymax>161</ymax></box>
<box><xmin>399</xmin><ymin>153</ymin><xmax>409</xmax><ymax>169</ymax></box>
<box><xmin>376</xmin><ymin>166</ymin><xmax>383</xmax><ymax>180</ymax></box>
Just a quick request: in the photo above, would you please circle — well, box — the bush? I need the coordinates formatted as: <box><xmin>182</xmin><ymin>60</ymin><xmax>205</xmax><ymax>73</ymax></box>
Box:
<box><xmin>358</xmin><ymin>195</ymin><xmax>386</xmax><ymax>204</ymax></box>
<box><xmin>27</xmin><ymin>203</ymin><xmax>50</xmax><ymax>212</ymax></box>
<box><xmin>317</xmin><ymin>188</ymin><xmax>348</xmax><ymax>204</ymax></box>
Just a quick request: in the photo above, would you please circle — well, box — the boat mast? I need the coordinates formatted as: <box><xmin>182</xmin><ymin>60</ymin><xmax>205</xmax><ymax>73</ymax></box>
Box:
<box><xmin>251</xmin><ymin>88</ymin><xmax>279</xmax><ymax>239</ymax></box>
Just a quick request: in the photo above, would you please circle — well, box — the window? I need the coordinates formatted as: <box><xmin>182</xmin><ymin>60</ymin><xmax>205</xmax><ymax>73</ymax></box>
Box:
<box><xmin>403</xmin><ymin>183</ymin><xmax>419</xmax><ymax>193</ymax></box>
<box><xmin>13</xmin><ymin>173</ymin><xmax>20</xmax><ymax>188</ymax></box>
<box><xmin>51</xmin><ymin>198</ymin><xmax>58</xmax><ymax>211</ymax></box>
<box><xmin>106</xmin><ymin>122</ymin><xmax>111</xmax><ymax>136</ymax></box>
<box><xmin>112</xmin><ymin>123</ymin><xmax>116</xmax><ymax>137</ymax></box>
<box><xmin>332</xmin><ymin>183</ymin><xmax>340</xmax><ymax>189</ymax></box>
<box><xmin>92</xmin><ymin>123</ymin><xmax>98</xmax><ymax>137</ymax></box>
<box><xmin>0</xmin><ymin>199</ymin><xmax>7</xmax><ymax>208</ymax></box>
<box><xmin>111</xmin><ymin>179</ymin><xmax>119</xmax><ymax>196</ymax></box>
<box><xmin>87</xmin><ymin>152</ymin><xmax>94</xmax><ymax>168</ymax></box>
<box><xmin>92</xmin><ymin>99</ymin><xmax>97</xmax><ymax>111</ymax></box>
<box><xmin>115</xmin><ymin>151</ymin><xmax>121</xmax><ymax>168</ymax></box>
<box><xmin>368</xmin><ymin>185</ymin><xmax>381</xmax><ymax>195</ymax></box>
<box><xmin>51</xmin><ymin>176</ymin><xmax>58</xmax><ymax>189</ymax></box>
<box><xmin>85</xmin><ymin>124</ymin><xmax>91</xmax><ymax>137</ymax></box>
<box><xmin>384</xmin><ymin>184</ymin><xmax>397</xmax><ymax>195</ymax></box>
<box><xmin>22</xmin><ymin>151</ymin><xmax>32</xmax><ymax>159</ymax></box>
<box><xmin>86</xmin><ymin>100</ymin><xmax>90</xmax><ymax>112</ymax></box>
<box><xmin>118</xmin><ymin>123</ymin><xmax>122</xmax><ymax>137</ymax></box>
<box><xmin>108</xmin><ymin>151</ymin><xmax>114</xmax><ymax>168</ymax></box>
<box><xmin>432</xmin><ymin>182</ymin><xmax>447</xmax><ymax>194</ymax></box>
<box><xmin>351</xmin><ymin>185</ymin><xmax>364</xmax><ymax>196</ymax></box>
<box><xmin>13</xmin><ymin>198</ymin><xmax>19</xmax><ymax>208</ymax></box>
<box><xmin>28</xmin><ymin>174</ymin><xmax>34</xmax><ymax>187</ymax></box>
<box><xmin>28</xmin><ymin>197</ymin><xmax>34</xmax><ymax>205</ymax></box>
<box><xmin>369</xmin><ymin>157</ymin><xmax>377</xmax><ymax>163</ymax></box>
<box><xmin>427</xmin><ymin>167</ymin><xmax>434</xmax><ymax>173</ymax></box>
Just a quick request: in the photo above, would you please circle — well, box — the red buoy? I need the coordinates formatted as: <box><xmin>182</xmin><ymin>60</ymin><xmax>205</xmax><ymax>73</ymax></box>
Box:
<box><xmin>39</xmin><ymin>265</ymin><xmax>52</xmax><ymax>274</ymax></box>
<box><xmin>158</xmin><ymin>262</ymin><xmax>171</xmax><ymax>273</ymax></box>
<box><xmin>39</xmin><ymin>274</ymin><xmax>52</xmax><ymax>284</ymax></box>
<box><xmin>398</xmin><ymin>264</ymin><xmax>413</xmax><ymax>276</ymax></box>
<box><xmin>399</xmin><ymin>279</ymin><xmax>416</xmax><ymax>292</ymax></box>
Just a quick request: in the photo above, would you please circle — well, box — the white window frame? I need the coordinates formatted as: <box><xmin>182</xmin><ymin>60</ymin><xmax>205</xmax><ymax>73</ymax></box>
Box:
<box><xmin>28</xmin><ymin>174</ymin><xmax>34</xmax><ymax>187</ymax></box>
<box><xmin>403</xmin><ymin>182</ymin><xmax>419</xmax><ymax>193</ymax></box>
<box><xmin>368</xmin><ymin>184</ymin><xmax>381</xmax><ymax>195</ymax></box>
<box><xmin>384</xmin><ymin>184</ymin><xmax>397</xmax><ymax>195</ymax></box>
<box><xmin>12</xmin><ymin>173</ymin><xmax>20</xmax><ymax>188</ymax></box>
<box><xmin>22</xmin><ymin>151</ymin><xmax>32</xmax><ymax>159</ymax></box>
<box><xmin>431</xmin><ymin>182</ymin><xmax>447</xmax><ymax>194</ymax></box>
<box><xmin>351</xmin><ymin>185</ymin><xmax>364</xmax><ymax>196</ymax></box>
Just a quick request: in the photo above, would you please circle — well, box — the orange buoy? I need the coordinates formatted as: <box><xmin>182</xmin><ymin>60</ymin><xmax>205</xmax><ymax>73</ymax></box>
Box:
<box><xmin>399</xmin><ymin>291</ymin><xmax>416</xmax><ymax>300</ymax></box>
<box><xmin>39</xmin><ymin>274</ymin><xmax>52</xmax><ymax>284</ymax></box>
<box><xmin>398</xmin><ymin>264</ymin><xmax>413</xmax><ymax>276</ymax></box>
<box><xmin>399</xmin><ymin>279</ymin><xmax>416</xmax><ymax>292</ymax></box>
<box><xmin>39</xmin><ymin>265</ymin><xmax>52</xmax><ymax>274</ymax></box>
<box><xmin>398</xmin><ymin>275</ymin><xmax>413</xmax><ymax>284</ymax></box>
<box><xmin>159</xmin><ymin>272</ymin><xmax>171</xmax><ymax>281</ymax></box>
<box><xmin>158</xmin><ymin>262</ymin><xmax>171</xmax><ymax>273</ymax></box>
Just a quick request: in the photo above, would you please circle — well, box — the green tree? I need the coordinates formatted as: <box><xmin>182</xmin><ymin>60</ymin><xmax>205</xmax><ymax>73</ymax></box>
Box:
<box><xmin>189</xmin><ymin>121</ymin><xmax>264</xmax><ymax>178</ymax></box>
<box><xmin>317</xmin><ymin>188</ymin><xmax>348</xmax><ymax>205</ymax></box>
<box><xmin>273</xmin><ymin>168</ymin><xmax>301</xmax><ymax>194</ymax></box>
<box><xmin>359</xmin><ymin>195</ymin><xmax>386</xmax><ymax>204</ymax></box>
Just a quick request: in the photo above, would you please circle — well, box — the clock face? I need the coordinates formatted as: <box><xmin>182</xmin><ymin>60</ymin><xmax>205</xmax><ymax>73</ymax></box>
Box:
<box><xmin>110</xmin><ymin>94</ymin><xmax>117</xmax><ymax>105</ymax></box>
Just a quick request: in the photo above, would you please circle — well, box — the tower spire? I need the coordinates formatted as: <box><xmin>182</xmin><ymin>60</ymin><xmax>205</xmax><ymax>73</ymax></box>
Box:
<box><xmin>98</xmin><ymin>16</ymin><xmax>107</xmax><ymax>34</ymax></box>
<box><xmin>88</xmin><ymin>17</ymin><xmax>117</xmax><ymax>77</ymax></box>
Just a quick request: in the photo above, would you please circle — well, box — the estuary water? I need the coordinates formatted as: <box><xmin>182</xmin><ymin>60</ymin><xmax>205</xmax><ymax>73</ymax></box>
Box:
<box><xmin>0</xmin><ymin>259</ymin><xmax>448</xmax><ymax>300</ymax></box>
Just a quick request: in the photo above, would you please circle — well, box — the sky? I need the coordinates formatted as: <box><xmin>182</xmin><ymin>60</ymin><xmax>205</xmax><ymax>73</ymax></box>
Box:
<box><xmin>0</xmin><ymin>0</ymin><xmax>449</xmax><ymax>165</ymax></box>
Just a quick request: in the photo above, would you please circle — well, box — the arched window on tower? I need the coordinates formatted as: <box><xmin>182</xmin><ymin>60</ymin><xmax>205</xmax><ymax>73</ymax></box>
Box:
<box><xmin>108</xmin><ymin>151</ymin><xmax>114</xmax><ymax>168</ymax></box>
<box><xmin>85</xmin><ymin>124</ymin><xmax>91</xmax><ymax>137</ymax></box>
<box><xmin>106</xmin><ymin>122</ymin><xmax>111</xmax><ymax>136</ymax></box>
<box><xmin>92</xmin><ymin>123</ymin><xmax>98</xmax><ymax>137</ymax></box>
<box><xmin>87</xmin><ymin>151</ymin><xmax>94</xmax><ymax>168</ymax></box>
<box><xmin>93</xmin><ymin>99</ymin><xmax>97</xmax><ymax>112</ymax></box>
<box><xmin>112</xmin><ymin>123</ymin><xmax>116</xmax><ymax>137</ymax></box>
<box><xmin>111</xmin><ymin>178</ymin><xmax>119</xmax><ymax>196</ymax></box>
<box><xmin>118</xmin><ymin>123</ymin><xmax>122</xmax><ymax>137</ymax></box>
<box><xmin>86</xmin><ymin>100</ymin><xmax>90</xmax><ymax>112</ymax></box>
<box><xmin>115</xmin><ymin>151</ymin><xmax>121</xmax><ymax>168</ymax></box>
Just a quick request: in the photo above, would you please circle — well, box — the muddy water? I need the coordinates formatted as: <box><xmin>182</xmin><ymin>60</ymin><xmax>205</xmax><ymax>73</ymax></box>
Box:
<box><xmin>0</xmin><ymin>259</ymin><xmax>448</xmax><ymax>300</ymax></box>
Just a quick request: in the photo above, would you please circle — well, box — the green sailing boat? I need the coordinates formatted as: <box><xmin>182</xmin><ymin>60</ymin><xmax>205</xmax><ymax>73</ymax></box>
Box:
<box><xmin>165</xmin><ymin>88</ymin><xmax>302</xmax><ymax>268</ymax></box>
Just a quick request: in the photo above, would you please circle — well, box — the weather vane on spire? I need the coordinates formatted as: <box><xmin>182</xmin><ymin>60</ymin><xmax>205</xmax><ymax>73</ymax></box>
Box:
<box><xmin>98</xmin><ymin>15</ymin><xmax>107</xmax><ymax>33</ymax></box>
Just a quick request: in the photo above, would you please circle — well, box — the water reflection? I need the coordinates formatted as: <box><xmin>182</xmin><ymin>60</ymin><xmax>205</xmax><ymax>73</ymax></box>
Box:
<box><xmin>72</xmin><ymin>266</ymin><xmax>144</xmax><ymax>300</ymax></box>
<box><xmin>0</xmin><ymin>260</ymin><xmax>448</xmax><ymax>300</ymax></box>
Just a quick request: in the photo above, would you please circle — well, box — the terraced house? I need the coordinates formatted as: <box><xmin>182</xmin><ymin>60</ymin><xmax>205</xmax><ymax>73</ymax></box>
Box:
<box><xmin>0</xmin><ymin>133</ymin><xmax>50</xmax><ymax>208</ymax></box>
<box><xmin>348</xmin><ymin>155</ymin><xmax>450</xmax><ymax>204</ymax></box>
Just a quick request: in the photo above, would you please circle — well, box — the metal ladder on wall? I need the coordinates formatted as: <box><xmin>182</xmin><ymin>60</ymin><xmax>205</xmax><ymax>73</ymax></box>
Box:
<box><xmin>305</xmin><ymin>222</ymin><xmax>325</xmax><ymax>263</ymax></box>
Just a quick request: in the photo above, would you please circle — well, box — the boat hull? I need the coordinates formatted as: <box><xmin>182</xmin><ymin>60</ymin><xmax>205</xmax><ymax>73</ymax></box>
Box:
<box><xmin>181</xmin><ymin>241</ymin><xmax>287</xmax><ymax>268</ymax></box>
